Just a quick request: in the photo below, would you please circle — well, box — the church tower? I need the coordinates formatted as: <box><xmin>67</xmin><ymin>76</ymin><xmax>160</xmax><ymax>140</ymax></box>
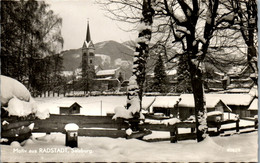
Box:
<box><xmin>82</xmin><ymin>21</ymin><xmax>95</xmax><ymax>92</ymax></box>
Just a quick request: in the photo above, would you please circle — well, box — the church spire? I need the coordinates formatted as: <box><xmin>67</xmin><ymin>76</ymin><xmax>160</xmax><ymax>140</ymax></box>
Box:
<box><xmin>86</xmin><ymin>20</ymin><xmax>91</xmax><ymax>43</ymax></box>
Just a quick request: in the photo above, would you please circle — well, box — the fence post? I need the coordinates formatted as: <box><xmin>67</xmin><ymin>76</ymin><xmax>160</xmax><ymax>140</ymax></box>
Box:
<box><xmin>175</xmin><ymin>127</ymin><xmax>178</xmax><ymax>141</ymax></box>
<box><xmin>170</xmin><ymin>126</ymin><xmax>177</xmax><ymax>143</ymax></box>
<box><xmin>217</xmin><ymin>121</ymin><xmax>221</xmax><ymax>135</ymax></box>
<box><xmin>255</xmin><ymin>118</ymin><xmax>258</xmax><ymax>129</ymax></box>
<box><xmin>236</xmin><ymin>118</ymin><xmax>240</xmax><ymax>133</ymax></box>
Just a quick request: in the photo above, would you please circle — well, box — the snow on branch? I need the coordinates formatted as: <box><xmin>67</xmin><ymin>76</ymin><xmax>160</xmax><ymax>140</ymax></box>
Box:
<box><xmin>113</xmin><ymin>0</ymin><xmax>154</xmax><ymax>121</ymax></box>
<box><xmin>137</xmin><ymin>21</ymin><xmax>152</xmax><ymax>32</ymax></box>
<box><xmin>217</xmin><ymin>12</ymin><xmax>236</xmax><ymax>26</ymax></box>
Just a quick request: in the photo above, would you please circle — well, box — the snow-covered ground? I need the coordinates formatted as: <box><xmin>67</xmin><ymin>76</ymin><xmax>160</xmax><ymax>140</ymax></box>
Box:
<box><xmin>1</xmin><ymin>96</ymin><xmax>257</xmax><ymax>162</ymax></box>
<box><xmin>35</xmin><ymin>96</ymin><xmax>157</xmax><ymax>115</ymax></box>
<box><xmin>1</xmin><ymin>132</ymin><xmax>257</xmax><ymax>162</ymax></box>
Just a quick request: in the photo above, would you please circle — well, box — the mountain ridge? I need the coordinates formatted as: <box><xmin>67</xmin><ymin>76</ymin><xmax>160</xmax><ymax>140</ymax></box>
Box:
<box><xmin>61</xmin><ymin>40</ymin><xmax>135</xmax><ymax>79</ymax></box>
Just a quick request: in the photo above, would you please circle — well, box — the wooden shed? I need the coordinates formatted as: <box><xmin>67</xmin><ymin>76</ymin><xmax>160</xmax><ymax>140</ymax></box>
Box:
<box><xmin>60</xmin><ymin>102</ymin><xmax>82</xmax><ymax>115</ymax></box>
<box><xmin>206</xmin><ymin>93</ymin><xmax>254</xmax><ymax>118</ymax></box>
<box><xmin>177</xmin><ymin>94</ymin><xmax>232</xmax><ymax>120</ymax></box>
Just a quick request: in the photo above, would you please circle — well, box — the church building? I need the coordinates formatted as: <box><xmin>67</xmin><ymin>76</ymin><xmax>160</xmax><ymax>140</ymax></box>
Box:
<box><xmin>82</xmin><ymin>21</ymin><xmax>95</xmax><ymax>93</ymax></box>
<box><xmin>81</xmin><ymin>21</ymin><xmax>124</xmax><ymax>92</ymax></box>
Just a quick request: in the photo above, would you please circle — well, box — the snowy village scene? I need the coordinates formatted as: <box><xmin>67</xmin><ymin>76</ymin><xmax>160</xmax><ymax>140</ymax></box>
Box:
<box><xmin>0</xmin><ymin>0</ymin><xmax>258</xmax><ymax>162</ymax></box>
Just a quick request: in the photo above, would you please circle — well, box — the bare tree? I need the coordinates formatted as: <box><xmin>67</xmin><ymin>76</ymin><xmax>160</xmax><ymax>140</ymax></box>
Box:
<box><xmin>97</xmin><ymin>0</ymin><xmax>253</xmax><ymax>142</ymax></box>
<box><xmin>1</xmin><ymin>0</ymin><xmax>64</xmax><ymax>95</ymax></box>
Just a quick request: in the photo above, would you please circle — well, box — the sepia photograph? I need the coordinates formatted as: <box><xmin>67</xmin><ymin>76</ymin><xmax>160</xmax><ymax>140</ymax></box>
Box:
<box><xmin>1</xmin><ymin>0</ymin><xmax>258</xmax><ymax>162</ymax></box>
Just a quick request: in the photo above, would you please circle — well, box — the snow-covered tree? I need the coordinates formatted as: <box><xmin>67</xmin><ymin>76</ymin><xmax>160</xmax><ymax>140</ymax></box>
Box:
<box><xmin>126</xmin><ymin>0</ymin><xmax>154</xmax><ymax>120</ymax></box>
<box><xmin>98</xmin><ymin>0</ymin><xmax>255</xmax><ymax>142</ymax></box>
<box><xmin>113</xmin><ymin>0</ymin><xmax>155</xmax><ymax>125</ymax></box>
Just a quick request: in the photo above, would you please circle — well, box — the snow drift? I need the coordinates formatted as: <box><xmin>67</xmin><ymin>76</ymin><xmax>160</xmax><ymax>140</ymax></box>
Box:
<box><xmin>1</xmin><ymin>75</ymin><xmax>49</xmax><ymax>119</ymax></box>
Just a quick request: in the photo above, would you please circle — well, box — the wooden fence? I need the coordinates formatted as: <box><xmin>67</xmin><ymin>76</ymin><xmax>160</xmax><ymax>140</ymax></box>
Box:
<box><xmin>33</xmin><ymin>114</ymin><xmax>128</xmax><ymax>138</ymax></box>
<box><xmin>31</xmin><ymin>114</ymin><xmax>257</xmax><ymax>143</ymax></box>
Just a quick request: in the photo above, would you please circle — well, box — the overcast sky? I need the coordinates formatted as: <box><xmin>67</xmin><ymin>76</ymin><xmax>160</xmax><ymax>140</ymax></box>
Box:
<box><xmin>45</xmin><ymin>0</ymin><xmax>137</xmax><ymax>51</ymax></box>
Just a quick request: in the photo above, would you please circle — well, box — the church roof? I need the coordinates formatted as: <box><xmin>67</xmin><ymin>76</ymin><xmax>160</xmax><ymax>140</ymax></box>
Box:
<box><xmin>83</xmin><ymin>21</ymin><xmax>94</xmax><ymax>49</ymax></box>
<box><xmin>86</xmin><ymin>21</ymin><xmax>91</xmax><ymax>43</ymax></box>
<box><xmin>96</xmin><ymin>67</ymin><xmax>120</xmax><ymax>76</ymax></box>
<box><xmin>83</xmin><ymin>40</ymin><xmax>94</xmax><ymax>49</ymax></box>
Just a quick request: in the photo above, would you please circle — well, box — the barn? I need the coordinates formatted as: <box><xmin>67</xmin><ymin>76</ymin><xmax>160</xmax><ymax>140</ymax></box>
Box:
<box><xmin>206</xmin><ymin>93</ymin><xmax>254</xmax><ymax>118</ymax></box>
<box><xmin>177</xmin><ymin>94</ymin><xmax>232</xmax><ymax>121</ymax></box>
<box><xmin>59</xmin><ymin>102</ymin><xmax>82</xmax><ymax>115</ymax></box>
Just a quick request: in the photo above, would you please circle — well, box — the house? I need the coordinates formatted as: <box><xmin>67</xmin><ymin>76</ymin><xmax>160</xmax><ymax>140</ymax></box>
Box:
<box><xmin>93</xmin><ymin>67</ymin><xmax>124</xmax><ymax>91</ymax></box>
<box><xmin>60</xmin><ymin>102</ymin><xmax>82</xmax><ymax>115</ymax></box>
<box><xmin>151</xmin><ymin>96</ymin><xmax>181</xmax><ymax>116</ymax></box>
<box><xmin>248</xmin><ymin>98</ymin><xmax>258</xmax><ymax>117</ymax></box>
<box><xmin>176</xmin><ymin>94</ymin><xmax>232</xmax><ymax>120</ymax></box>
<box><xmin>247</xmin><ymin>85</ymin><xmax>258</xmax><ymax>117</ymax></box>
<box><xmin>206</xmin><ymin>93</ymin><xmax>254</xmax><ymax>117</ymax></box>
<box><xmin>96</xmin><ymin>67</ymin><xmax>122</xmax><ymax>79</ymax></box>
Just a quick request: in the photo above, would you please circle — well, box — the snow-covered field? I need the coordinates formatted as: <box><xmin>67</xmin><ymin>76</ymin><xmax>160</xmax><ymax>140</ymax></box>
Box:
<box><xmin>35</xmin><ymin>96</ymin><xmax>157</xmax><ymax>115</ymax></box>
<box><xmin>1</xmin><ymin>132</ymin><xmax>257</xmax><ymax>162</ymax></box>
<box><xmin>1</xmin><ymin>96</ymin><xmax>258</xmax><ymax>162</ymax></box>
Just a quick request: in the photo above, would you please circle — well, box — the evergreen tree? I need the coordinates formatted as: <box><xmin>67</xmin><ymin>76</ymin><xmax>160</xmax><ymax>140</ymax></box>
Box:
<box><xmin>153</xmin><ymin>54</ymin><xmax>169</xmax><ymax>93</ymax></box>
<box><xmin>176</xmin><ymin>55</ymin><xmax>192</xmax><ymax>93</ymax></box>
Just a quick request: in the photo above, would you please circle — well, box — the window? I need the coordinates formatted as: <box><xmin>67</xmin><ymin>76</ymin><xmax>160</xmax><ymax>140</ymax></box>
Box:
<box><xmin>90</xmin><ymin>59</ymin><xmax>93</xmax><ymax>64</ymax></box>
<box><xmin>89</xmin><ymin>52</ymin><xmax>94</xmax><ymax>56</ymax></box>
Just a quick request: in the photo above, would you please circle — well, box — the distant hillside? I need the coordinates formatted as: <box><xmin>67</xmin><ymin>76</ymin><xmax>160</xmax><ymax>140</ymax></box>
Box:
<box><xmin>61</xmin><ymin>40</ymin><xmax>134</xmax><ymax>79</ymax></box>
<box><xmin>122</xmin><ymin>40</ymin><xmax>136</xmax><ymax>50</ymax></box>
<box><xmin>62</xmin><ymin>48</ymin><xmax>82</xmax><ymax>71</ymax></box>
<box><xmin>95</xmin><ymin>40</ymin><xmax>134</xmax><ymax>62</ymax></box>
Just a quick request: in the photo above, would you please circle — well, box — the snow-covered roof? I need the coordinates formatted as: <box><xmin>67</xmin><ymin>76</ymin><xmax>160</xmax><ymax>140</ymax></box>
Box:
<box><xmin>178</xmin><ymin>94</ymin><xmax>224</xmax><ymax>108</ymax></box>
<box><xmin>248</xmin><ymin>98</ymin><xmax>258</xmax><ymax>111</ymax></box>
<box><xmin>152</xmin><ymin>96</ymin><xmax>181</xmax><ymax>108</ymax></box>
<box><xmin>206</xmin><ymin>93</ymin><xmax>254</xmax><ymax>106</ymax></box>
<box><xmin>96</xmin><ymin>67</ymin><xmax>120</xmax><ymax>76</ymax></box>
<box><xmin>249</xmin><ymin>85</ymin><xmax>258</xmax><ymax>97</ymax></box>
<box><xmin>223</xmin><ymin>88</ymin><xmax>251</xmax><ymax>94</ymax></box>
<box><xmin>147</xmin><ymin>69</ymin><xmax>177</xmax><ymax>77</ymax></box>
<box><xmin>58</xmin><ymin>102</ymin><xmax>83</xmax><ymax>108</ymax></box>
<box><xmin>95</xmin><ymin>77</ymin><xmax>119</xmax><ymax>81</ymax></box>
<box><xmin>207</xmin><ymin>111</ymin><xmax>223</xmax><ymax>116</ymax></box>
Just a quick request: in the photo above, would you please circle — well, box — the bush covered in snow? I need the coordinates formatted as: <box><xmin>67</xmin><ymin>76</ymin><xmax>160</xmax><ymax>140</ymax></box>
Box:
<box><xmin>1</xmin><ymin>75</ymin><xmax>49</xmax><ymax>119</ymax></box>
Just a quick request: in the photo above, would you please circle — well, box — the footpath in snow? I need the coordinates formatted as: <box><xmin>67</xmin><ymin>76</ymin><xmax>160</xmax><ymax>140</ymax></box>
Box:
<box><xmin>1</xmin><ymin>132</ymin><xmax>257</xmax><ymax>162</ymax></box>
